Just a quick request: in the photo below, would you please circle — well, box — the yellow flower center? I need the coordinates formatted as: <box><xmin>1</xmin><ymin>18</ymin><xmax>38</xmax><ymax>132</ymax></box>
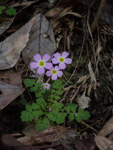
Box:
<box><xmin>52</xmin><ymin>69</ymin><xmax>57</xmax><ymax>74</ymax></box>
<box><xmin>45</xmin><ymin>84</ymin><xmax>48</xmax><ymax>87</ymax></box>
<box><xmin>39</xmin><ymin>61</ymin><xmax>45</xmax><ymax>67</ymax></box>
<box><xmin>59</xmin><ymin>57</ymin><xmax>64</xmax><ymax>63</ymax></box>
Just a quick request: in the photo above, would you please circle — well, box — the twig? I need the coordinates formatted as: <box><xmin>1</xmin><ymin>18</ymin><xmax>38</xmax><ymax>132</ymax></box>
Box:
<box><xmin>91</xmin><ymin>0</ymin><xmax>107</xmax><ymax>33</ymax></box>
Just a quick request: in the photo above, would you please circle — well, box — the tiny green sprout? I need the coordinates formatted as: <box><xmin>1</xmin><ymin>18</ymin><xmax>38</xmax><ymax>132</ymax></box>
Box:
<box><xmin>0</xmin><ymin>5</ymin><xmax>16</xmax><ymax>16</ymax></box>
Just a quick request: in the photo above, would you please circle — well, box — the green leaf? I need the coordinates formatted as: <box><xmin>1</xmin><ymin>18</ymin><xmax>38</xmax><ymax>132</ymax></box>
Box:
<box><xmin>35</xmin><ymin>92</ymin><xmax>42</xmax><ymax>98</ymax></box>
<box><xmin>47</xmin><ymin>113</ymin><xmax>56</xmax><ymax>121</ymax></box>
<box><xmin>56</xmin><ymin>90</ymin><xmax>63</xmax><ymax>95</ymax></box>
<box><xmin>52</xmin><ymin>102</ymin><xmax>63</xmax><ymax>109</ymax></box>
<box><xmin>26</xmin><ymin>105</ymin><xmax>32</xmax><ymax>111</ymax></box>
<box><xmin>24</xmin><ymin>79</ymin><xmax>35</xmax><ymax>87</ymax></box>
<box><xmin>56</xmin><ymin>113</ymin><xmax>66</xmax><ymax>124</ymax></box>
<box><xmin>36</xmin><ymin>98</ymin><xmax>44</xmax><ymax>104</ymax></box>
<box><xmin>66</xmin><ymin>103</ymin><xmax>77</xmax><ymax>113</ymax></box>
<box><xmin>21</xmin><ymin>111</ymin><xmax>34</xmax><ymax>122</ymax></box>
<box><xmin>43</xmin><ymin>118</ymin><xmax>50</xmax><ymax>125</ymax></box>
<box><xmin>51</xmin><ymin>89</ymin><xmax>56</xmax><ymax>93</ymax></box>
<box><xmin>0</xmin><ymin>6</ymin><xmax>6</xmax><ymax>14</ymax></box>
<box><xmin>76</xmin><ymin>109</ymin><xmax>90</xmax><ymax>123</ymax></box>
<box><xmin>32</xmin><ymin>110</ymin><xmax>43</xmax><ymax>117</ymax></box>
<box><xmin>68</xmin><ymin>114</ymin><xmax>75</xmax><ymax>121</ymax></box>
<box><xmin>31</xmin><ymin>103</ymin><xmax>40</xmax><ymax>110</ymax></box>
<box><xmin>54</xmin><ymin>95</ymin><xmax>60</xmax><ymax>100</ymax></box>
<box><xmin>6</xmin><ymin>7</ymin><xmax>16</xmax><ymax>16</ymax></box>
<box><xmin>52</xmin><ymin>79</ymin><xmax>63</xmax><ymax>89</ymax></box>
<box><xmin>41</xmin><ymin>89</ymin><xmax>46</xmax><ymax>93</ymax></box>
<box><xmin>35</xmin><ymin>121</ymin><xmax>47</xmax><ymax>131</ymax></box>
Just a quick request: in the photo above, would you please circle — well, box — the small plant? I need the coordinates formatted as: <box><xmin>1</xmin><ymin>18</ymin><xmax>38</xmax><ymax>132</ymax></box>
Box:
<box><xmin>21</xmin><ymin>52</ymin><xmax>90</xmax><ymax>131</ymax></box>
<box><xmin>0</xmin><ymin>6</ymin><xmax>16</xmax><ymax>16</ymax></box>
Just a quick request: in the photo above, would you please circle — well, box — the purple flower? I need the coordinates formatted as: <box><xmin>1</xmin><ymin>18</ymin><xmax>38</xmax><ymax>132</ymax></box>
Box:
<box><xmin>46</xmin><ymin>66</ymin><xmax>63</xmax><ymax>80</ymax></box>
<box><xmin>52</xmin><ymin>51</ymin><xmax>72</xmax><ymax>69</ymax></box>
<box><xmin>30</xmin><ymin>54</ymin><xmax>52</xmax><ymax>75</ymax></box>
<box><xmin>49</xmin><ymin>108</ymin><xmax>52</xmax><ymax>112</ymax></box>
<box><xmin>42</xmin><ymin>83</ymin><xmax>51</xmax><ymax>90</ymax></box>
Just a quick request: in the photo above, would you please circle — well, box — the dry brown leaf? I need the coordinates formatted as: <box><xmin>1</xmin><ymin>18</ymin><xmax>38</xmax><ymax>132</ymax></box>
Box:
<box><xmin>0</xmin><ymin>17</ymin><xmax>35</xmax><ymax>70</ymax></box>
<box><xmin>31</xmin><ymin>126</ymin><xmax>66</xmax><ymax>144</ymax></box>
<box><xmin>76</xmin><ymin>75</ymin><xmax>89</xmax><ymax>84</ymax></box>
<box><xmin>98</xmin><ymin>116</ymin><xmax>113</xmax><ymax>137</ymax></box>
<box><xmin>95</xmin><ymin>136</ymin><xmax>113</xmax><ymax>150</ymax></box>
<box><xmin>77</xmin><ymin>90</ymin><xmax>91</xmax><ymax>109</ymax></box>
<box><xmin>0</xmin><ymin>72</ymin><xmax>24</xmax><ymax>110</ymax></box>
<box><xmin>88</xmin><ymin>61</ymin><xmax>96</xmax><ymax>90</ymax></box>
<box><xmin>48</xmin><ymin>6</ymin><xmax>73</xmax><ymax>29</ymax></box>
<box><xmin>45</xmin><ymin>7</ymin><xmax>61</xmax><ymax>18</ymax></box>
<box><xmin>22</xmin><ymin>14</ymin><xmax>56</xmax><ymax>67</ymax></box>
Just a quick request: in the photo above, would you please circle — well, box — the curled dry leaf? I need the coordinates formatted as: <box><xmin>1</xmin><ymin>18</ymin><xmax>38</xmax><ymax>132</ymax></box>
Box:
<box><xmin>0</xmin><ymin>71</ymin><xmax>24</xmax><ymax>110</ymax></box>
<box><xmin>95</xmin><ymin>136</ymin><xmax>113</xmax><ymax>150</ymax></box>
<box><xmin>0</xmin><ymin>17</ymin><xmax>35</xmax><ymax>70</ymax></box>
<box><xmin>77</xmin><ymin>90</ymin><xmax>91</xmax><ymax>109</ymax></box>
<box><xmin>98</xmin><ymin>116</ymin><xmax>113</xmax><ymax>137</ymax></box>
<box><xmin>31</xmin><ymin>126</ymin><xmax>66</xmax><ymax>144</ymax></box>
<box><xmin>22</xmin><ymin>14</ymin><xmax>56</xmax><ymax>66</ymax></box>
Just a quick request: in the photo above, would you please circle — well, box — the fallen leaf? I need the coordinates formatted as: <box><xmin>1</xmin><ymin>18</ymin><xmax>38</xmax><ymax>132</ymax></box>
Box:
<box><xmin>22</xmin><ymin>14</ymin><xmax>56</xmax><ymax>66</ymax></box>
<box><xmin>98</xmin><ymin>116</ymin><xmax>113</xmax><ymax>137</ymax></box>
<box><xmin>95</xmin><ymin>136</ymin><xmax>113</xmax><ymax>150</ymax></box>
<box><xmin>31</xmin><ymin>126</ymin><xmax>66</xmax><ymax>144</ymax></box>
<box><xmin>0</xmin><ymin>72</ymin><xmax>24</xmax><ymax>110</ymax></box>
<box><xmin>76</xmin><ymin>75</ymin><xmax>89</xmax><ymax>84</ymax></box>
<box><xmin>77</xmin><ymin>90</ymin><xmax>91</xmax><ymax>109</ymax></box>
<box><xmin>0</xmin><ymin>16</ymin><xmax>35</xmax><ymax>70</ymax></box>
<box><xmin>88</xmin><ymin>61</ymin><xmax>97</xmax><ymax>90</ymax></box>
<box><xmin>1</xmin><ymin>134</ymin><xmax>41</xmax><ymax>150</ymax></box>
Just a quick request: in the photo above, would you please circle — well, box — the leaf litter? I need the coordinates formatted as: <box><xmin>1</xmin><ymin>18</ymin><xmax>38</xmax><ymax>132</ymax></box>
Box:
<box><xmin>0</xmin><ymin>0</ymin><xmax>113</xmax><ymax>150</ymax></box>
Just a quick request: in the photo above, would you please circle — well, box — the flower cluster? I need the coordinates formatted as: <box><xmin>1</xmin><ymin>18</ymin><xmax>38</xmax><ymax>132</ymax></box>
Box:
<box><xmin>30</xmin><ymin>51</ymin><xmax>72</xmax><ymax>82</ymax></box>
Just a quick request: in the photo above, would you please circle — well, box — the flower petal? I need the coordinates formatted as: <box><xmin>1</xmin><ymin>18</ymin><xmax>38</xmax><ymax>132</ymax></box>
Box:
<box><xmin>30</xmin><ymin>62</ymin><xmax>38</xmax><ymax>69</ymax></box>
<box><xmin>37</xmin><ymin>67</ymin><xmax>45</xmax><ymax>74</ymax></box>
<box><xmin>52</xmin><ymin>58</ymin><xmax>59</xmax><ymax>64</ymax></box>
<box><xmin>33</xmin><ymin>54</ymin><xmax>41</xmax><ymax>62</ymax></box>
<box><xmin>65</xmin><ymin>58</ymin><xmax>72</xmax><ymax>64</ymax></box>
<box><xmin>59</xmin><ymin>62</ymin><xmax>66</xmax><ymax>69</ymax></box>
<box><xmin>51</xmin><ymin>74</ymin><xmax>57</xmax><ymax>80</ymax></box>
<box><xmin>53</xmin><ymin>52</ymin><xmax>61</xmax><ymax>58</ymax></box>
<box><xmin>43</xmin><ymin>54</ymin><xmax>51</xmax><ymax>62</ymax></box>
<box><xmin>46</xmin><ymin>71</ymin><xmax>52</xmax><ymax>77</ymax></box>
<box><xmin>62</xmin><ymin>51</ymin><xmax>69</xmax><ymax>58</ymax></box>
<box><xmin>57</xmin><ymin>71</ymin><xmax>63</xmax><ymax>77</ymax></box>
<box><xmin>45</xmin><ymin>63</ymin><xmax>52</xmax><ymax>69</ymax></box>
<box><xmin>55</xmin><ymin>66</ymin><xmax>60</xmax><ymax>70</ymax></box>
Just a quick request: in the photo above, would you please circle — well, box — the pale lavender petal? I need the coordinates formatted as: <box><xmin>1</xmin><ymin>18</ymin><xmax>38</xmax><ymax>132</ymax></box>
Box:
<box><xmin>53</xmin><ymin>52</ymin><xmax>61</xmax><ymax>58</ymax></box>
<box><xmin>42</xmin><ymin>83</ymin><xmax>45</xmax><ymax>86</ymax></box>
<box><xmin>65</xmin><ymin>58</ymin><xmax>72</xmax><ymax>64</ymax></box>
<box><xmin>52</xmin><ymin>58</ymin><xmax>59</xmax><ymax>64</ymax></box>
<box><xmin>46</xmin><ymin>71</ymin><xmax>52</xmax><ymax>77</ymax></box>
<box><xmin>33</xmin><ymin>54</ymin><xmax>41</xmax><ymax>62</ymax></box>
<box><xmin>59</xmin><ymin>62</ymin><xmax>66</xmax><ymax>69</ymax></box>
<box><xmin>55</xmin><ymin>66</ymin><xmax>60</xmax><ymax>71</ymax></box>
<box><xmin>51</xmin><ymin>74</ymin><xmax>57</xmax><ymax>80</ymax></box>
<box><xmin>43</xmin><ymin>54</ymin><xmax>51</xmax><ymax>62</ymax></box>
<box><xmin>57</xmin><ymin>71</ymin><xmax>63</xmax><ymax>77</ymax></box>
<box><xmin>30</xmin><ymin>62</ymin><xmax>38</xmax><ymax>69</ymax></box>
<box><xmin>46</xmin><ymin>86</ymin><xmax>50</xmax><ymax>90</ymax></box>
<box><xmin>62</xmin><ymin>51</ymin><xmax>69</xmax><ymax>58</ymax></box>
<box><xmin>37</xmin><ymin>67</ymin><xmax>45</xmax><ymax>74</ymax></box>
<box><xmin>45</xmin><ymin>63</ymin><xmax>52</xmax><ymax>69</ymax></box>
